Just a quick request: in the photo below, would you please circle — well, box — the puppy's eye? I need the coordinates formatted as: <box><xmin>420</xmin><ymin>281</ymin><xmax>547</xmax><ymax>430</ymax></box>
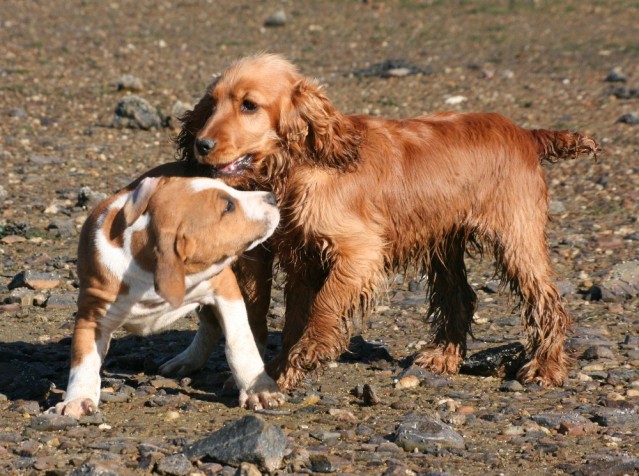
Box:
<box><xmin>222</xmin><ymin>198</ymin><xmax>235</xmax><ymax>215</ymax></box>
<box><xmin>240</xmin><ymin>99</ymin><xmax>258</xmax><ymax>113</ymax></box>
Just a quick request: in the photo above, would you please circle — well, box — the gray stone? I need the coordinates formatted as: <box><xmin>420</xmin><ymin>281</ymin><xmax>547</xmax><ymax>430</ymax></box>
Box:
<box><xmin>45</xmin><ymin>293</ymin><xmax>77</xmax><ymax>309</ymax></box>
<box><xmin>592</xmin><ymin>408</ymin><xmax>639</xmax><ymax>427</ymax></box>
<box><xmin>47</xmin><ymin>219</ymin><xmax>77</xmax><ymax>238</ymax></box>
<box><xmin>609</xmin><ymin>86</ymin><xmax>639</xmax><ymax>99</ymax></box>
<box><xmin>112</xmin><ymin>95</ymin><xmax>162</xmax><ymax>130</ymax></box>
<box><xmin>68</xmin><ymin>464</ymin><xmax>123</xmax><ymax>476</ymax></box>
<box><xmin>116</xmin><ymin>74</ymin><xmax>143</xmax><ymax>92</ymax></box>
<box><xmin>309</xmin><ymin>453</ymin><xmax>341</xmax><ymax>473</ymax></box>
<box><xmin>30</xmin><ymin>413</ymin><xmax>79</xmax><ymax>431</ymax></box>
<box><xmin>169</xmin><ymin>100</ymin><xmax>192</xmax><ymax>129</ymax></box>
<box><xmin>183</xmin><ymin>415</ymin><xmax>286</xmax><ymax>472</ymax></box>
<box><xmin>8</xmin><ymin>108</ymin><xmax>27</xmax><ymax>117</ymax></box>
<box><xmin>0</xmin><ymin>185</ymin><xmax>6</xmax><ymax>204</ymax></box>
<box><xmin>580</xmin><ymin>345</ymin><xmax>616</xmax><ymax>360</ymax></box>
<box><xmin>605</xmin><ymin>67</ymin><xmax>627</xmax><ymax>82</ymax></box>
<box><xmin>155</xmin><ymin>453</ymin><xmax>192</xmax><ymax>476</ymax></box>
<box><xmin>394</xmin><ymin>413</ymin><xmax>465</xmax><ymax>451</ymax></box>
<box><xmin>499</xmin><ymin>380</ymin><xmax>524</xmax><ymax>392</ymax></box>
<box><xmin>362</xmin><ymin>383</ymin><xmax>381</xmax><ymax>405</ymax></box>
<box><xmin>531</xmin><ymin>411</ymin><xmax>589</xmax><ymax>429</ymax></box>
<box><xmin>264</xmin><ymin>10</ymin><xmax>286</xmax><ymax>27</ymax></box>
<box><xmin>596</xmin><ymin>261</ymin><xmax>639</xmax><ymax>301</ymax></box>
<box><xmin>77</xmin><ymin>186</ymin><xmax>108</xmax><ymax>210</ymax></box>
<box><xmin>28</xmin><ymin>155</ymin><xmax>65</xmax><ymax>165</ymax></box>
<box><xmin>353</xmin><ymin>60</ymin><xmax>433</xmax><ymax>78</ymax></box>
<box><xmin>548</xmin><ymin>200</ymin><xmax>566</xmax><ymax>214</ymax></box>
<box><xmin>617</xmin><ymin>112</ymin><xmax>639</xmax><ymax>124</ymax></box>
<box><xmin>8</xmin><ymin>270</ymin><xmax>61</xmax><ymax>291</ymax></box>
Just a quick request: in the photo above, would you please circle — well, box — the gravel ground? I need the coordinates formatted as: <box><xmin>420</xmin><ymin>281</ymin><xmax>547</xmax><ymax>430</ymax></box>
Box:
<box><xmin>1</xmin><ymin>1</ymin><xmax>638</xmax><ymax>475</ymax></box>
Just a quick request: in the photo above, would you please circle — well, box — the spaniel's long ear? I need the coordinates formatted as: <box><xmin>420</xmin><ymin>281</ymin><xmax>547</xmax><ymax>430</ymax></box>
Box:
<box><xmin>281</xmin><ymin>78</ymin><xmax>360</xmax><ymax>169</ymax></box>
<box><xmin>153</xmin><ymin>229</ymin><xmax>195</xmax><ymax>308</ymax></box>
<box><xmin>175</xmin><ymin>77</ymin><xmax>219</xmax><ymax>163</ymax></box>
<box><xmin>122</xmin><ymin>177</ymin><xmax>162</xmax><ymax>226</ymax></box>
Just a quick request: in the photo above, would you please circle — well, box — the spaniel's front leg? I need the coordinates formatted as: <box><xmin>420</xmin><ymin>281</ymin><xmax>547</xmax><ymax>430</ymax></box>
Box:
<box><xmin>273</xmin><ymin>240</ymin><xmax>385</xmax><ymax>391</ymax></box>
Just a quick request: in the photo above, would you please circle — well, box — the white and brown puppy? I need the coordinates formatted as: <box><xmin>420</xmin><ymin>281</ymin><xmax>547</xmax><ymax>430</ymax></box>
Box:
<box><xmin>49</xmin><ymin>176</ymin><xmax>284</xmax><ymax>418</ymax></box>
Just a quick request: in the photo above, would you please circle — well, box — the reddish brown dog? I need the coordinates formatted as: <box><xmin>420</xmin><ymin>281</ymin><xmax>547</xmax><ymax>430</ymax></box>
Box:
<box><xmin>49</xmin><ymin>176</ymin><xmax>284</xmax><ymax>418</ymax></box>
<box><xmin>177</xmin><ymin>54</ymin><xmax>599</xmax><ymax>390</ymax></box>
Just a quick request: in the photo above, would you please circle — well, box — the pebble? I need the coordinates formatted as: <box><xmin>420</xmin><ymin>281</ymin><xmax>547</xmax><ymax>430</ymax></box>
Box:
<box><xmin>183</xmin><ymin>416</ymin><xmax>286</xmax><ymax>472</ymax></box>
<box><xmin>499</xmin><ymin>380</ymin><xmax>524</xmax><ymax>392</ymax></box>
<box><xmin>605</xmin><ymin>67</ymin><xmax>627</xmax><ymax>82</ymax></box>
<box><xmin>617</xmin><ymin>112</ymin><xmax>639</xmax><ymax>124</ymax></box>
<box><xmin>8</xmin><ymin>270</ymin><xmax>61</xmax><ymax>291</ymax></box>
<box><xmin>155</xmin><ymin>453</ymin><xmax>192</xmax><ymax>476</ymax></box>
<box><xmin>362</xmin><ymin>383</ymin><xmax>381</xmax><ymax>405</ymax></box>
<box><xmin>45</xmin><ymin>293</ymin><xmax>77</xmax><ymax>309</ymax></box>
<box><xmin>394</xmin><ymin>414</ymin><xmax>465</xmax><ymax>451</ymax></box>
<box><xmin>237</xmin><ymin>461</ymin><xmax>262</xmax><ymax>476</ymax></box>
<box><xmin>395</xmin><ymin>375</ymin><xmax>420</xmax><ymax>390</ymax></box>
<box><xmin>609</xmin><ymin>86</ymin><xmax>639</xmax><ymax>99</ymax></box>
<box><xmin>264</xmin><ymin>10</ymin><xmax>287</xmax><ymax>27</ymax></box>
<box><xmin>76</xmin><ymin>186</ymin><xmax>108</xmax><ymax>210</ymax></box>
<box><xmin>581</xmin><ymin>345</ymin><xmax>616</xmax><ymax>361</ymax></box>
<box><xmin>328</xmin><ymin>408</ymin><xmax>357</xmax><ymax>422</ymax></box>
<box><xmin>116</xmin><ymin>74</ymin><xmax>143</xmax><ymax>92</ymax></box>
<box><xmin>30</xmin><ymin>414</ymin><xmax>79</xmax><ymax>431</ymax></box>
<box><xmin>532</xmin><ymin>411</ymin><xmax>590</xmax><ymax>429</ymax></box>
<box><xmin>28</xmin><ymin>155</ymin><xmax>65</xmax><ymax>165</ymax></box>
<box><xmin>353</xmin><ymin>60</ymin><xmax>432</xmax><ymax>78</ymax></box>
<box><xmin>112</xmin><ymin>94</ymin><xmax>162</xmax><ymax>130</ymax></box>
<box><xmin>8</xmin><ymin>107</ymin><xmax>27</xmax><ymax>117</ymax></box>
<box><xmin>309</xmin><ymin>453</ymin><xmax>342</xmax><ymax>473</ymax></box>
<box><xmin>168</xmin><ymin>100</ymin><xmax>192</xmax><ymax>129</ymax></box>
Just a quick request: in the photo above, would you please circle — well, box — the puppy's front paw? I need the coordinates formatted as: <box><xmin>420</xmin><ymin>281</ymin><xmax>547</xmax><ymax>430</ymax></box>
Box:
<box><xmin>239</xmin><ymin>373</ymin><xmax>286</xmax><ymax>411</ymax></box>
<box><xmin>47</xmin><ymin>398</ymin><xmax>97</xmax><ymax>419</ymax></box>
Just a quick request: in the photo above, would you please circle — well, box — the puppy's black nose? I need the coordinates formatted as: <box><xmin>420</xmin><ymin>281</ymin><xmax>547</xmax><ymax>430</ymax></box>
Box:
<box><xmin>195</xmin><ymin>138</ymin><xmax>216</xmax><ymax>156</ymax></box>
<box><xmin>264</xmin><ymin>193</ymin><xmax>277</xmax><ymax>206</ymax></box>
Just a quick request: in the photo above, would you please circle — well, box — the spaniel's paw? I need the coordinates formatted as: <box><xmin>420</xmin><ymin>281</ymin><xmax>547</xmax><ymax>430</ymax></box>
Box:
<box><xmin>239</xmin><ymin>373</ymin><xmax>286</xmax><ymax>411</ymax></box>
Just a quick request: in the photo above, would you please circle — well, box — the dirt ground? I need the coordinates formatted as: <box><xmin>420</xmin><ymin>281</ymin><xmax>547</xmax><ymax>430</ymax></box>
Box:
<box><xmin>1</xmin><ymin>1</ymin><xmax>638</xmax><ymax>475</ymax></box>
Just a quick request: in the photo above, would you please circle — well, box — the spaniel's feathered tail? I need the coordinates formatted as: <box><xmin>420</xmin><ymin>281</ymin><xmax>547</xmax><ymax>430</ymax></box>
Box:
<box><xmin>531</xmin><ymin>129</ymin><xmax>600</xmax><ymax>164</ymax></box>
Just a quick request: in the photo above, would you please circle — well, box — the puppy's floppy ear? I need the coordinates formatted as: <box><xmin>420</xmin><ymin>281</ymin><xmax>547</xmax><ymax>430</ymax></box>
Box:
<box><xmin>175</xmin><ymin>77</ymin><xmax>219</xmax><ymax>163</ymax></box>
<box><xmin>153</xmin><ymin>227</ymin><xmax>195</xmax><ymax>308</ymax></box>
<box><xmin>280</xmin><ymin>78</ymin><xmax>360</xmax><ymax>169</ymax></box>
<box><xmin>122</xmin><ymin>177</ymin><xmax>161</xmax><ymax>226</ymax></box>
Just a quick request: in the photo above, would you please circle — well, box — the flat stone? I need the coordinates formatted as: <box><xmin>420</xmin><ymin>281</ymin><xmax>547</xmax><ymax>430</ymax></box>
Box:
<box><xmin>183</xmin><ymin>415</ymin><xmax>286</xmax><ymax>472</ymax></box>
<box><xmin>394</xmin><ymin>413</ymin><xmax>465</xmax><ymax>451</ymax></box>
<box><xmin>353</xmin><ymin>60</ymin><xmax>433</xmax><ymax>78</ymax></box>
<box><xmin>155</xmin><ymin>453</ymin><xmax>192</xmax><ymax>476</ymax></box>
<box><xmin>581</xmin><ymin>345</ymin><xmax>616</xmax><ymax>360</ymax></box>
<box><xmin>531</xmin><ymin>411</ymin><xmax>590</xmax><ymax>429</ymax></box>
<box><xmin>45</xmin><ymin>293</ymin><xmax>77</xmax><ymax>309</ymax></box>
<box><xmin>30</xmin><ymin>414</ymin><xmax>79</xmax><ymax>431</ymax></box>
<box><xmin>592</xmin><ymin>408</ymin><xmax>639</xmax><ymax>427</ymax></box>
<box><xmin>8</xmin><ymin>270</ymin><xmax>61</xmax><ymax>291</ymax></box>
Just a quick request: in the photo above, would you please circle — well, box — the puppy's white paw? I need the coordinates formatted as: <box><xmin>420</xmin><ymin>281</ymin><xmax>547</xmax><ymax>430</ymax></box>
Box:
<box><xmin>47</xmin><ymin>398</ymin><xmax>97</xmax><ymax>419</ymax></box>
<box><xmin>159</xmin><ymin>351</ymin><xmax>207</xmax><ymax>378</ymax></box>
<box><xmin>239</xmin><ymin>373</ymin><xmax>286</xmax><ymax>411</ymax></box>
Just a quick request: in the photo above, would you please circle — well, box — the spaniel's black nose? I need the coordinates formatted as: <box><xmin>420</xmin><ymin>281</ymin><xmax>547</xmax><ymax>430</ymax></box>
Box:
<box><xmin>195</xmin><ymin>138</ymin><xmax>217</xmax><ymax>156</ymax></box>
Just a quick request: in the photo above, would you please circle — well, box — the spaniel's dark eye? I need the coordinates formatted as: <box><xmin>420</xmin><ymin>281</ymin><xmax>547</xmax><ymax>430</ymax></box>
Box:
<box><xmin>222</xmin><ymin>197</ymin><xmax>235</xmax><ymax>215</ymax></box>
<box><xmin>240</xmin><ymin>99</ymin><xmax>258</xmax><ymax>113</ymax></box>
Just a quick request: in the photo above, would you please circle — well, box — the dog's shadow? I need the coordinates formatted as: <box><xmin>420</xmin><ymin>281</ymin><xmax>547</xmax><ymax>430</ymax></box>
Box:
<box><xmin>0</xmin><ymin>331</ymin><xmax>406</xmax><ymax>408</ymax></box>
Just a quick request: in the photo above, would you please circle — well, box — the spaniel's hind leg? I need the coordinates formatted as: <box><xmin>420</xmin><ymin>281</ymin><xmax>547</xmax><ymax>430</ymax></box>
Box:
<box><xmin>414</xmin><ymin>234</ymin><xmax>477</xmax><ymax>374</ymax></box>
<box><xmin>496</xmin><ymin>215</ymin><xmax>569</xmax><ymax>387</ymax></box>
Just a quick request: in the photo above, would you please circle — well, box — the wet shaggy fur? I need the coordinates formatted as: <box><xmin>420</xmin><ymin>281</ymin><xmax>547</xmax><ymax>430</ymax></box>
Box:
<box><xmin>176</xmin><ymin>54</ymin><xmax>599</xmax><ymax>390</ymax></box>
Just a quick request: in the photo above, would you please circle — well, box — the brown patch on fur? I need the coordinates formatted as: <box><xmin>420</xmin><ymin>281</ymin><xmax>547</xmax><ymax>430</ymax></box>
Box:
<box><xmin>176</xmin><ymin>54</ymin><xmax>600</xmax><ymax>390</ymax></box>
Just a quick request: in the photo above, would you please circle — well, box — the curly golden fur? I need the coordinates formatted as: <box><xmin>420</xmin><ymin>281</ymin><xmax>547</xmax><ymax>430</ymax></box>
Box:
<box><xmin>176</xmin><ymin>53</ymin><xmax>599</xmax><ymax>390</ymax></box>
